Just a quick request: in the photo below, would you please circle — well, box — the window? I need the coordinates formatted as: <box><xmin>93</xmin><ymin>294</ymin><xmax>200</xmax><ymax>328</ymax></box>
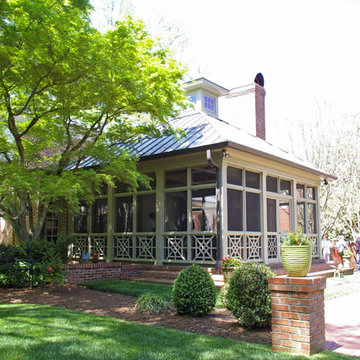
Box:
<box><xmin>307</xmin><ymin>203</ymin><xmax>317</xmax><ymax>233</ymax></box>
<box><xmin>266</xmin><ymin>176</ymin><xmax>277</xmax><ymax>193</ymax></box>
<box><xmin>246</xmin><ymin>171</ymin><xmax>260</xmax><ymax>189</ymax></box>
<box><xmin>306</xmin><ymin>187</ymin><xmax>316</xmax><ymax>200</ymax></box>
<box><xmin>192</xmin><ymin>166</ymin><xmax>216</xmax><ymax>185</ymax></box>
<box><xmin>192</xmin><ymin>189</ymin><xmax>216</xmax><ymax>231</ymax></box>
<box><xmin>296</xmin><ymin>184</ymin><xmax>317</xmax><ymax>234</ymax></box>
<box><xmin>44</xmin><ymin>212</ymin><xmax>59</xmax><ymax>242</ymax></box>
<box><xmin>267</xmin><ymin>199</ymin><xmax>277</xmax><ymax>232</ymax></box>
<box><xmin>188</xmin><ymin>95</ymin><xmax>197</xmax><ymax>103</ymax></box>
<box><xmin>74</xmin><ymin>204</ymin><xmax>88</xmax><ymax>233</ymax></box>
<box><xmin>279</xmin><ymin>201</ymin><xmax>290</xmax><ymax>232</ymax></box>
<box><xmin>297</xmin><ymin>202</ymin><xmax>305</xmax><ymax>232</ymax></box>
<box><xmin>204</xmin><ymin>95</ymin><xmax>215</xmax><ymax>112</ymax></box>
<box><xmin>296</xmin><ymin>184</ymin><xmax>305</xmax><ymax>198</ymax></box>
<box><xmin>227</xmin><ymin>189</ymin><xmax>243</xmax><ymax>231</ymax></box>
<box><xmin>227</xmin><ymin>167</ymin><xmax>242</xmax><ymax>186</ymax></box>
<box><xmin>280</xmin><ymin>180</ymin><xmax>291</xmax><ymax>195</ymax></box>
<box><xmin>165</xmin><ymin>191</ymin><xmax>187</xmax><ymax>231</ymax></box>
<box><xmin>92</xmin><ymin>198</ymin><xmax>108</xmax><ymax>233</ymax></box>
<box><xmin>246</xmin><ymin>192</ymin><xmax>260</xmax><ymax>231</ymax></box>
<box><xmin>165</xmin><ymin>169</ymin><xmax>187</xmax><ymax>188</ymax></box>
<box><xmin>114</xmin><ymin>196</ymin><xmax>133</xmax><ymax>233</ymax></box>
<box><xmin>137</xmin><ymin>194</ymin><xmax>156</xmax><ymax>232</ymax></box>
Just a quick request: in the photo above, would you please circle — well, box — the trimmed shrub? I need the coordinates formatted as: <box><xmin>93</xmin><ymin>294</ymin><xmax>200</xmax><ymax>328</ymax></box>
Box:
<box><xmin>136</xmin><ymin>293</ymin><xmax>170</xmax><ymax>314</ymax></box>
<box><xmin>226</xmin><ymin>263</ymin><xmax>274</xmax><ymax>329</ymax></box>
<box><xmin>172</xmin><ymin>264</ymin><xmax>217</xmax><ymax>317</ymax></box>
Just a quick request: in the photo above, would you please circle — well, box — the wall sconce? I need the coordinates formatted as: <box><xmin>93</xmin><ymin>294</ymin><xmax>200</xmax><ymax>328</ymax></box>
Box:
<box><xmin>220</xmin><ymin>149</ymin><xmax>230</xmax><ymax>159</ymax></box>
<box><xmin>322</xmin><ymin>179</ymin><xmax>329</xmax><ymax>185</ymax></box>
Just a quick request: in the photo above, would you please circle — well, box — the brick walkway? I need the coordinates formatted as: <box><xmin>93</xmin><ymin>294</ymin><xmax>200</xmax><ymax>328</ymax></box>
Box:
<box><xmin>325</xmin><ymin>289</ymin><xmax>360</xmax><ymax>357</ymax></box>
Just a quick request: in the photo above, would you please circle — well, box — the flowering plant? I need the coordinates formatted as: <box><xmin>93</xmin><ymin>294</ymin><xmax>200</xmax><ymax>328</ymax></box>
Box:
<box><xmin>221</xmin><ymin>257</ymin><xmax>241</xmax><ymax>268</ymax></box>
<box><xmin>282</xmin><ymin>231</ymin><xmax>311</xmax><ymax>246</ymax></box>
<box><xmin>339</xmin><ymin>249</ymin><xmax>353</xmax><ymax>258</ymax></box>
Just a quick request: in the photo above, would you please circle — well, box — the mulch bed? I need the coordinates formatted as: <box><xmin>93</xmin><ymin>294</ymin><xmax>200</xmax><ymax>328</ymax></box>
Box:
<box><xmin>0</xmin><ymin>284</ymin><xmax>271</xmax><ymax>345</ymax></box>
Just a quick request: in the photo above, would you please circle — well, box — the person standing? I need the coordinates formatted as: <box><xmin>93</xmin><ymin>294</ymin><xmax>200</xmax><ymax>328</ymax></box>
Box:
<box><xmin>356</xmin><ymin>236</ymin><xmax>360</xmax><ymax>271</ymax></box>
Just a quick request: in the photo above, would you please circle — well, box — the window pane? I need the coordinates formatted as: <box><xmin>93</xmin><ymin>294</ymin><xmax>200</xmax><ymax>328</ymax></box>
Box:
<box><xmin>307</xmin><ymin>204</ymin><xmax>317</xmax><ymax>233</ymax></box>
<box><xmin>227</xmin><ymin>189</ymin><xmax>243</xmax><ymax>231</ymax></box>
<box><xmin>246</xmin><ymin>192</ymin><xmax>260</xmax><ymax>231</ymax></box>
<box><xmin>137</xmin><ymin>194</ymin><xmax>156</xmax><ymax>232</ymax></box>
<box><xmin>227</xmin><ymin>167</ymin><xmax>242</xmax><ymax>186</ymax></box>
<box><xmin>266</xmin><ymin>176</ymin><xmax>277</xmax><ymax>193</ymax></box>
<box><xmin>92</xmin><ymin>198</ymin><xmax>108</xmax><ymax>233</ymax></box>
<box><xmin>306</xmin><ymin>187</ymin><xmax>316</xmax><ymax>200</ymax></box>
<box><xmin>165</xmin><ymin>191</ymin><xmax>187</xmax><ymax>231</ymax></box>
<box><xmin>45</xmin><ymin>212</ymin><xmax>59</xmax><ymax>242</ymax></box>
<box><xmin>279</xmin><ymin>201</ymin><xmax>290</xmax><ymax>232</ymax></box>
<box><xmin>192</xmin><ymin>188</ymin><xmax>216</xmax><ymax>231</ymax></box>
<box><xmin>204</xmin><ymin>95</ymin><xmax>215</xmax><ymax>111</ymax></box>
<box><xmin>192</xmin><ymin>166</ymin><xmax>217</xmax><ymax>185</ymax></box>
<box><xmin>74</xmin><ymin>204</ymin><xmax>88</xmax><ymax>233</ymax></box>
<box><xmin>246</xmin><ymin>171</ymin><xmax>260</xmax><ymax>189</ymax></box>
<box><xmin>267</xmin><ymin>199</ymin><xmax>277</xmax><ymax>232</ymax></box>
<box><xmin>165</xmin><ymin>169</ymin><xmax>187</xmax><ymax>188</ymax></box>
<box><xmin>115</xmin><ymin>196</ymin><xmax>133</xmax><ymax>233</ymax></box>
<box><xmin>296</xmin><ymin>184</ymin><xmax>305</xmax><ymax>198</ymax></box>
<box><xmin>138</xmin><ymin>173</ymin><xmax>156</xmax><ymax>191</ymax></box>
<box><xmin>280</xmin><ymin>180</ymin><xmax>291</xmax><ymax>195</ymax></box>
<box><xmin>297</xmin><ymin>202</ymin><xmax>305</xmax><ymax>232</ymax></box>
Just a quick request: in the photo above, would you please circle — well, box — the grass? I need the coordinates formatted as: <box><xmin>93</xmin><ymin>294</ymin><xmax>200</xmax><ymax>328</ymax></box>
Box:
<box><xmin>0</xmin><ymin>304</ymin><xmax>354</xmax><ymax>360</ymax></box>
<box><xmin>325</xmin><ymin>273</ymin><xmax>360</xmax><ymax>300</ymax></box>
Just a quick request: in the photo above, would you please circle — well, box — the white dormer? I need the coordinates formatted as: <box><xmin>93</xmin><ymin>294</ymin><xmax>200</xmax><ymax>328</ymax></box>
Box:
<box><xmin>183</xmin><ymin>78</ymin><xmax>229</xmax><ymax>117</ymax></box>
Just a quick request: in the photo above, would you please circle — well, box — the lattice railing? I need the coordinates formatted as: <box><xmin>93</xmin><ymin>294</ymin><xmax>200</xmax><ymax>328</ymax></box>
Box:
<box><xmin>227</xmin><ymin>233</ymin><xmax>263</xmax><ymax>261</ymax></box>
<box><xmin>114</xmin><ymin>234</ymin><xmax>133</xmax><ymax>259</ymax></box>
<box><xmin>267</xmin><ymin>234</ymin><xmax>278</xmax><ymax>259</ymax></box>
<box><xmin>71</xmin><ymin>234</ymin><xmax>107</xmax><ymax>260</ymax></box>
<box><xmin>307</xmin><ymin>234</ymin><xmax>319</xmax><ymax>256</ymax></box>
<box><xmin>136</xmin><ymin>235</ymin><xmax>156</xmax><ymax>260</ymax></box>
<box><xmin>164</xmin><ymin>234</ymin><xmax>187</xmax><ymax>261</ymax></box>
<box><xmin>191</xmin><ymin>234</ymin><xmax>217</xmax><ymax>262</ymax></box>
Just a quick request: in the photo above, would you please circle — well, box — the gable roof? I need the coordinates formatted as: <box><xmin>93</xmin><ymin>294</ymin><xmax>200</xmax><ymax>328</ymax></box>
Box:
<box><xmin>112</xmin><ymin>111</ymin><xmax>335</xmax><ymax>180</ymax></box>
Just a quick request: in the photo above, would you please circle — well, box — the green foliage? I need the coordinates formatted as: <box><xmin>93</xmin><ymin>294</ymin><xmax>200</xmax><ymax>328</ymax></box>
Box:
<box><xmin>282</xmin><ymin>231</ymin><xmax>311</xmax><ymax>246</ymax></box>
<box><xmin>226</xmin><ymin>263</ymin><xmax>274</xmax><ymax>329</ymax></box>
<box><xmin>135</xmin><ymin>292</ymin><xmax>171</xmax><ymax>314</ymax></box>
<box><xmin>219</xmin><ymin>282</ymin><xmax>230</xmax><ymax>309</ymax></box>
<box><xmin>0</xmin><ymin>0</ymin><xmax>187</xmax><ymax>242</ymax></box>
<box><xmin>172</xmin><ymin>264</ymin><xmax>217</xmax><ymax>317</ymax></box>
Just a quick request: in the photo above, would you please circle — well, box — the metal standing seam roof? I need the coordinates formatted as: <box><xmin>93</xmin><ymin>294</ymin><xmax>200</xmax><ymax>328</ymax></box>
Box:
<box><xmin>78</xmin><ymin>110</ymin><xmax>335</xmax><ymax>180</ymax></box>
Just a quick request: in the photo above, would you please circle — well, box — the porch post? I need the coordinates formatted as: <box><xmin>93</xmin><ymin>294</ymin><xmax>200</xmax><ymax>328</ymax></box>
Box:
<box><xmin>155</xmin><ymin>170</ymin><xmax>164</xmax><ymax>265</ymax></box>
<box><xmin>220</xmin><ymin>159</ymin><xmax>227</xmax><ymax>263</ymax></box>
<box><xmin>106</xmin><ymin>184</ymin><xmax>114</xmax><ymax>262</ymax></box>
<box><xmin>262</xmin><ymin>171</ymin><xmax>268</xmax><ymax>264</ymax></box>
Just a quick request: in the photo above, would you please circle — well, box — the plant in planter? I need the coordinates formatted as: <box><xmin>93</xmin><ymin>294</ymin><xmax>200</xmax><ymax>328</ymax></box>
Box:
<box><xmin>339</xmin><ymin>249</ymin><xmax>353</xmax><ymax>268</ymax></box>
<box><xmin>281</xmin><ymin>231</ymin><xmax>312</xmax><ymax>277</ymax></box>
<box><xmin>221</xmin><ymin>257</ymin><xmax>241</xmax><ymax>282</ymax></box>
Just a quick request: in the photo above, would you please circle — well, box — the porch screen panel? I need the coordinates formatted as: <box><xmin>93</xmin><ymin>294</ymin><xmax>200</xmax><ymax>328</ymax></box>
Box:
<box><xmin>137</xmin><ymin>194</ymin><xmax>156</xmax><ymax>232</ymax></box>
<box><xmin>92</xmin><ymin>199</ymin><xmax>108</xmax><ymax>233</ymax></box>
<box><xmin>192</xmin><ymin>167</ymin><xmax>216</xmax><ymax>185</ymax></box>
<box><xmin>165</xmin><ymin>191</ymin><xmax>187</xmax><ymax>231</ymax></box>
<box><xmin>115</xmin><ymin>196</ymin><xmax>133</xmax><ymax>233</ymax></box>
<box><xmin>307</xmin><ymin>203</ymin><xmax>317</xmax><ymax>233</ymax></box>
<box><xmin>297</xmin><ymin>202</ymin><xmax>305</xmax><ymax>232</ymax></box>
<box><xmin>74</xmin><ymin>203</ymin><xmax>88</xmax><ymax>233</ymax></box>
<box><xmin>245</xmin><ymin>171</ymin><xmax>260</xmax><ymax>189</ymax></box>
<box><xmin>279</xmin><ymin>201</ymin><xmax>290</xmax><ymax>232</ymax></box>
<box><xmin>267</xmin><ymin>199</ymin><xmax>277</xmax><ymax>232</ymax></box>
<box><xmin>227</xmin><ymin>167</ymin><xmax>242</xmax><ymax>186</ymax></box>
<box><xmin>227</xmin><ymin>189</ymin><xmax>243</xmax><ymax>231</ymax></box>
<box><xmin>191</xmin><ymin>188</ymin><xmax>216</xmax><ymax>231</ymax></box>
<box><xmin>246</xmin><ymin>192</ymin><xmax>260</xmax><ymax>231</ymax></box>
<box><xmin>165</xmin><ymin>169</ymin><xmax>186</xmax><ymax>188</ymax></box>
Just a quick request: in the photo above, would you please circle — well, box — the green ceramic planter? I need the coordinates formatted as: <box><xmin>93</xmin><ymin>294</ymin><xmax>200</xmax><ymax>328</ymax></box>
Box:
<box><xmin>281</xmin><ymin>245</ymin><xmax>312</xmax><ymax>277</ymax></box>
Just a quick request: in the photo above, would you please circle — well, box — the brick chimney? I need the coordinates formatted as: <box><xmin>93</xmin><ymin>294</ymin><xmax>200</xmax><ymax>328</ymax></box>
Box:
<box><xmin>255</xmin><ymin>82</ymin><xmax>266</xmax><ymax>140</ymax></box>
<box><xmin>219</xmin><ymin>73</ymin><xmax>266</xmax><ymax>140</ymax></box>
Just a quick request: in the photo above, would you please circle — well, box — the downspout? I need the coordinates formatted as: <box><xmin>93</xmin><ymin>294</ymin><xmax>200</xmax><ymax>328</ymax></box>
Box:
<box><xmin>206</xmin><ymin>149</ymin><xmax>222</xmax><ymax>274</ymax></box>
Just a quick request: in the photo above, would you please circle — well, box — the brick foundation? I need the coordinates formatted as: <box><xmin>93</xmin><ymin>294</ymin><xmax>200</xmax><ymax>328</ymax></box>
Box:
<box><xmin>65</xmin><ymin>262</ymin><xmax>141</xmax><ymax>284</ymax></box>
<box><xmin>268</xmin><ymin>276</ymin><xmax>326</xmax><ymax>356</ymax></box>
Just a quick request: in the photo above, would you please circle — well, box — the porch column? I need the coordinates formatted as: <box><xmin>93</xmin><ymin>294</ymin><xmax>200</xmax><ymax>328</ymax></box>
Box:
<box><xmin>155</xmin><ymin>170</ymin><xmax>164</xmax><ymax>265</ymax></box>
<box><xmin>220</xmin><ymin>160</ymin><xmax>228</xmax><ymax>262</ymax></box>
<box><xmin>106</xmin><ymin>184</ymin><xmax>114</xmax><ymax>262</ymax></box>
<box><xmin>261</xmin><ymin>172</ymin><xmax>268</xmax><ymax>264</ymax></box>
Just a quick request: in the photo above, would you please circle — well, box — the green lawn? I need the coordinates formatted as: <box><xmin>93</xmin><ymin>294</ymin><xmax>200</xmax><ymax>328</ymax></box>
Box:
<box><xmin>0</xmin><ymin>304</ymin><xmax>354</xmax><ymax>360</ymax></box>
<box><xmin>325</xmin><ymin>273</ymin><xmax>360</xmax><ymax>300</ymax></box>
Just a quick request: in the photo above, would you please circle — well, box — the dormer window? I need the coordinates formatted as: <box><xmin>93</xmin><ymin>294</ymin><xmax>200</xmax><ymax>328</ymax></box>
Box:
<box><xmin>204</xmin><ymin>95</ymin><xmax>215</xmax><ymax>112</ymax></box>
<box><xmin>188</xmin><ymin>95</ymin><xmax>197</xmax><ymax>103</ymax></box>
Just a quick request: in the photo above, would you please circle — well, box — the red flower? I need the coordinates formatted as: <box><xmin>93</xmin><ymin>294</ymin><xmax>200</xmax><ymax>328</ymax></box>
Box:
<box><xmin>48</xmin><ymin>266</ymin><xmax>53</xmax><ymax>272</ymax></box>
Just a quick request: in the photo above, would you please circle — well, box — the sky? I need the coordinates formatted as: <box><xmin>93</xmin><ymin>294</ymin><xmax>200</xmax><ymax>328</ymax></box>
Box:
<box><xmin>91</xmin><ymin>0</ymin><xmax>360</xmax><ymax>147</ymax></box>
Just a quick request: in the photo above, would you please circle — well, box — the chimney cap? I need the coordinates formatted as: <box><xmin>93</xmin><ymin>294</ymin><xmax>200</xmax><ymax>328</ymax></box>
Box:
<box><xmin>254</xmin><ymin>73</ymin><xmax>265</xmax><ymax>87</ymax></box>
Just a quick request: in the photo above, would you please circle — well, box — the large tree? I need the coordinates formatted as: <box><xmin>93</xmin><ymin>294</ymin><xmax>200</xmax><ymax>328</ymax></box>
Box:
<box><xmin>0</xmin><ymin>0</ymin><xmax>187</xmax><ymax>242</ymax></box>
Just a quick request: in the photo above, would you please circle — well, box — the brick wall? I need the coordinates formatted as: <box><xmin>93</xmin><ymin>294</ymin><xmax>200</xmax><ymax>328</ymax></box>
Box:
<box><xmin>268</xmin><ymin>276</ymin><xmax>326</xmax><ymax>356</ymax></box>
<box><xmin>65</xmin><ymin>262</ymin><xmax>141</xmax><ymax>284</ymax></box>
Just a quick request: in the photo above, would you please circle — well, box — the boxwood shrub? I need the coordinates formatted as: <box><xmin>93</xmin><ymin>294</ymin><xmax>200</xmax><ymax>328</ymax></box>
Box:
<box><xmin>226</xmin><ymin>262</ymin><xmax>274</xmax><ymax>329</ymax></box>
<box><xmin>172</xmin><ymin>264</ymin><xmax>217</xmax><ymax>317</ymax></box>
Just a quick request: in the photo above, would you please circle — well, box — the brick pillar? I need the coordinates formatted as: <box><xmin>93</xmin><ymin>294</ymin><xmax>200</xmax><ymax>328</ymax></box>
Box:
<box><xmin>268</xmin><ymin>276</ymin><xmax>326</xmax><ymax>356</ymax></box>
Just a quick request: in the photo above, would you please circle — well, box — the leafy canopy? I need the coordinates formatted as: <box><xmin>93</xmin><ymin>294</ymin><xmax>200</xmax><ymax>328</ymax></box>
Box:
<box><xmin>0</xmin><ymin>0</ymin><xmax>187</xmax><ymax>240</ymax></box>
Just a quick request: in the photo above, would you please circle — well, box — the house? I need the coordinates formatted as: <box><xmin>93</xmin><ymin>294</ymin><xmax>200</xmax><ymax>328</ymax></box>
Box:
<box><xmin>56</xmin><ymin>74</ymin><xmax>334</xmax><ymax>268</ymax></box>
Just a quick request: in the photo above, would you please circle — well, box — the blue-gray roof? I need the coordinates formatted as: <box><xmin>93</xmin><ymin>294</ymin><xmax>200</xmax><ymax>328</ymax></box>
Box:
<box><xmin>80</xmin><ymin>110</ymin><xmax>335</xmax><ymax>180</ymax></box>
